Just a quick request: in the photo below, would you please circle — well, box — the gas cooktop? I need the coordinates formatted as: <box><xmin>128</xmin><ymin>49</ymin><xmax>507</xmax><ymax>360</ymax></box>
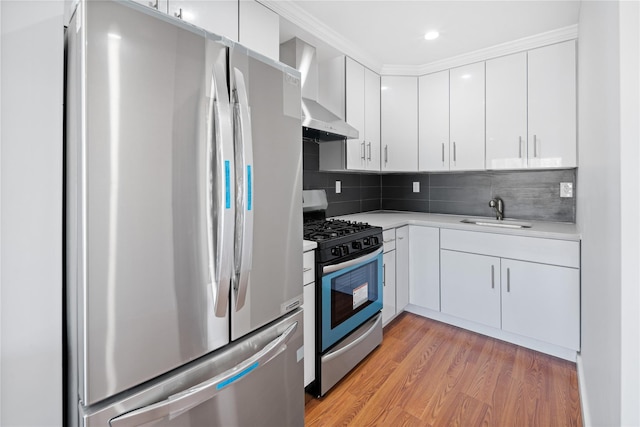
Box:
<box><xmin>304</xmin><ymin>219</ymin><xmax>383</xmax><ymax>263</ymax></box>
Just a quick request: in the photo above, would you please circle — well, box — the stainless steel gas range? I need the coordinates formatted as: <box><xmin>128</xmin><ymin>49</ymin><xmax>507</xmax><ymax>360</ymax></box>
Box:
<box><xmin>303</xmin><ymin>190</ymin><xmax>384</xmax><ymax>397</ymax></box>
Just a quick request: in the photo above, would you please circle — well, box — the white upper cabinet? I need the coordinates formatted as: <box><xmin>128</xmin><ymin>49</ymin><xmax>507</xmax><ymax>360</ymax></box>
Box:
<box><xmin>239</xmin><ymin>1</ymin><xmax>279</xmax><ymax>61</ymax></box>
<box><xmin>345</xmin><ymin>58</ymin><xmax>380</xmax><ymax>171</ymax></box>
<box><xmin>486</xmin><ymin>52</ymin><xmax>527</xmax><ymax>169</ymax></box>
<box><xmin>528</xmin><ymin>40</ymin><xmax>577</xmax><ymax>168</ymax></box>
<box><xmin>418</xmin><ymin>70</ymin><xmax>450</xmax><ymax>172</ymax></box>
<box><xmin>449</xmin><ymin>62</ymin><xmax>485</xmax><ymax>171</ymax></box>
<box><xmin>381</xmin><ymin>76</ymin><xmax>418</xmax><ymax>171</ymax></box>
<box><xmin>364</xmin><ymin>68</ymin><xmax>381</xmax><ymax>171</ymax></box>
<box><xmin>169</xmin><ymin>1</ymin><xmax>239</xmax><ymax>41</ymax></box>
<box><xmin>132</xmin><ymin>0</ymin><xmax>168</xmax><ymax>13</ymax></box>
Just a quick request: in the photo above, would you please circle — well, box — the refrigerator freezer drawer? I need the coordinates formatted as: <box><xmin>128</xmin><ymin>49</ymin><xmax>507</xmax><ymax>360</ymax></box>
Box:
<box><xmin>80</xmin><ymin>309</ymin><xmax>304</xmax><ymax>427</ymax></box>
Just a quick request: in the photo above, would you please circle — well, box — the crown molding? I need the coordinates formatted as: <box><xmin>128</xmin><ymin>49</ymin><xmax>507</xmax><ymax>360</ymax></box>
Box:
<box><xmin>380</xmin><ymin>24</ymin><xmax>579</xmax><ymax>76</ymax></box>
<box><xmin>260</xmin><ymin>0</ymin><xmax>383</xmax><ymax>72</ymax></box>
<box><xmin>261</xmin><ymin>1</ymin><xmax>577</xmax><ymax>77</ymax></box>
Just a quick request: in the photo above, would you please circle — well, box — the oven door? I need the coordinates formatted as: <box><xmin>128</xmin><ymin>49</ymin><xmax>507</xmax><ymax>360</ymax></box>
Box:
<box><xmin>320</xmin><ymin>247</ymin><xmax>383</xmax><ymax>352</ymax></box>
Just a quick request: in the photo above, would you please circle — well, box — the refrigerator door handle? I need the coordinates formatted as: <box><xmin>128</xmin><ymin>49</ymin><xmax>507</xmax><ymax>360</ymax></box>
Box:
<box><xmin>231</xmin><ymin>67</ymin><xmax>254</xmax><ymax>311</ymax></box>
<box><xmin>208</xmin><ymin>57</ymin><xmax>235</xmax><ymax>318</ymax></box>
<box><xmin>109</xmin><ymin>321</ymin><xmax>298</xmax><ymax>427</ymax></box>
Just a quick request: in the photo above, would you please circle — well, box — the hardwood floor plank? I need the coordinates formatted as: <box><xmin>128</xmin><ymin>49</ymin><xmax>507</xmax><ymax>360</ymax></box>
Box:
<box><xmin>305</xmin><ymin>313</ymin><xmax>582</xmax><ymax>427</ymax></box>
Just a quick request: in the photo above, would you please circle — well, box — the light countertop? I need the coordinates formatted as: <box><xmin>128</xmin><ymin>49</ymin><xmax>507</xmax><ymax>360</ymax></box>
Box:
<box><xmin>334</xmin><ymin>211</ymin><xmax>580</xmax><ymax>241</ymax></box>
<box><xmin>303</xmin><ymin>240</ymin><xmax>317</xmax><ymax>252</ymax></box>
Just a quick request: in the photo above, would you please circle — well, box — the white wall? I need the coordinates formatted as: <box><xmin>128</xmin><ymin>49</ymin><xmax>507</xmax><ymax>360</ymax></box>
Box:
<box><xmin>618</xmin><ymin>1</ymin><xmax>640</xmax><ymax>425</ymax></box>
<box><xmin>0</xmin><ymin>1</ymin><xmax>64</xmax><ymax>426</ymax></box>
<box><xmin>577</xmin><ymin>1</ymin><xmax>640</xmax><ymax>426</ymax></box>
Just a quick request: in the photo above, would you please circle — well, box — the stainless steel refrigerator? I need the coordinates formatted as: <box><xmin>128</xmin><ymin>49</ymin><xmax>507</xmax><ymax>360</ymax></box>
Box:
<box><xmin>65</xmin><ymin>1</ymin><xmax>303</xmax><ymax>425</ymax></box>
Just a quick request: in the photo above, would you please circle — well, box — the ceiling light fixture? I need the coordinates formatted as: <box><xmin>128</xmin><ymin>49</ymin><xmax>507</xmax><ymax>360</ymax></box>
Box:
<box><xmin>424</xmin><ymin>30</ymin><xmax>439</xmax><ymax>41</ymax></box>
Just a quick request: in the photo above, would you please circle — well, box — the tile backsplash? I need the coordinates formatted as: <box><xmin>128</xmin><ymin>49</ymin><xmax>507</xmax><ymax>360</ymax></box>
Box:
<box><xmin>303</xmin><ymin>141</ymin><xmax>576</xmax><ymax>222</ymax></box>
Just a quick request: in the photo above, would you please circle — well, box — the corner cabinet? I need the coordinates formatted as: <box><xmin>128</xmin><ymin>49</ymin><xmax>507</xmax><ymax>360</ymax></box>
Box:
<box><xmin>528</xmin><ymin>40</ymin><xmax>577</xmax><ymax>168</ymax></box>
<box><xmin>345</xmin><ymin>58</ymin><xmax>380</xmax><ymax>171</ymax></box>
<box><xmin>381</xmin><ymin>76</ymin><xmax>418</xmax><ymax>171</ymax></box>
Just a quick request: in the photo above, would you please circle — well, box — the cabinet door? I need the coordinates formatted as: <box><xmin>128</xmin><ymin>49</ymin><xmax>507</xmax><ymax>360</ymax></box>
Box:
<box><xmin>528</xmin><ymin>41</ymin><xmax>577</xmax><ymax>168</ymax></box>
<box><xmin>395</xmin><ymin>226</ymin><xmax>409</xmax><ymax>312</ymax></box>
<box><xmin>382</xmin><ymin>250</ymin><xmax>397</xmax><ymax>326</ymax></box>
<box><xmin>381</xmin><ymin>76</ymin><xmax>418</xmax><ymax>171</ymax></box>
<box><xmin>409</xmin><ymin>226</ymin><xmax>440</xmax><ymax>311</ymax></box>
<box><xmin>364</xmin><ymin>68</ymin><xmax>381</xmax><ymax>171</ymax></box>
<box><xmin>132</xmin><ymin>0</ymin><xmax>168</xmax><ymax>13</ymax></box>
<box><xmin>239</xmin><ymin>0</ymin><xmax>279</xmax><ymax>61</ymax></box>
<box><xmin>419</xmin><ymin>70</ymin><xmax>450</xmax><ymax>171</ymax></box>
<box><xmin>168</xmin><ymin>0</ymin><xmax>238</xmax><ymax>41</ymax></box>
<box><xmin>501</xmin><ymin>259</ymin><xmax>579</xmax><ymax>350</ymax></box>
<box><xmin>450</xmin><ymin>62</ymin><xmax>485</xmax><ymax>171</ymax></box>
<box><xmin>303</xmin><ymin>283</ymin><xmax>315</xmax><ymax>386</ymax></box>
<box><xmin>345</xmin><ymin>58</ymin><xmax>366</xmax><ymax>170</ymax></box>
<box><xmin>441</xmin><ymin>250</ymin><xmax>500</xmax><ymax>328</ymax></box>
<box><xmin>486</xmin><ymin>52</ymin><xmax>527</xmax><ymax>170</ymax></box>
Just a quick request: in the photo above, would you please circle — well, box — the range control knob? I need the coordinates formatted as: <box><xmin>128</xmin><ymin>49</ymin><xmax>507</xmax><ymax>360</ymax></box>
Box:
<box><xmin>370</xmin><ymin>236</ymin><xmax>379</xmax><ymax>246</ymax></box>
<box><xmin>341</xmin><ymin>245</ymin><xmax>349</xmax><ymax>256</ymax></box>
<box><xmin>363</xmin><ymin>237</ymin><xmax>371</xmax><ymax>245</ymax></box>
<box><xmin>352</xmin><ymin>241</ymin><xmax>362</xmax><ymax>250</ymax></box>
<box><xmin>331</xmin><ymin>247</ymin><xmax>341</xmax><ymax>256</ymax></box>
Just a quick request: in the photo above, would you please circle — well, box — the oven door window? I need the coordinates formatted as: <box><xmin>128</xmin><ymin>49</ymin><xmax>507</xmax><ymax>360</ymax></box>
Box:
<box><xmin>321</xmin><ymin>251</ymin><xmax>383</xmax><ymax>352</ymax></box>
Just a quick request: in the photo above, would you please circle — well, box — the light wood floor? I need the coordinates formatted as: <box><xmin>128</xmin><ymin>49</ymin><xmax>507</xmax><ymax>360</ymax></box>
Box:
<box><xmin>305</xmin><ymin>312</ymin><xmax>582</xmax><ymax>427</ymax></box>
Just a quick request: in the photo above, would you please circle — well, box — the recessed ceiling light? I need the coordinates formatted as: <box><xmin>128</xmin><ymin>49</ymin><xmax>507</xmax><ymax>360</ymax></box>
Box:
<box><xmin>424</xmin><ymin>31</ymin><xmax>440</xmax><ymax>41</ymax></box>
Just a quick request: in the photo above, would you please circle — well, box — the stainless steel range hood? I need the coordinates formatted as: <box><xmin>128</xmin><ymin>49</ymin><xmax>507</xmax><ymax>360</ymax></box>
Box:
<box><xmin>280</xmin><ymin>38</ymin><xmax>359</xmax><ymax>141</ymax></box>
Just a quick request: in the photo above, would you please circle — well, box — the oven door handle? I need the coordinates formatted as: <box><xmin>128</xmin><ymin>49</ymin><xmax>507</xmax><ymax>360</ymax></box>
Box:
<box><xmin>322</xmin><ymin>247</ymin><xmax>383</xmax><ymax>275</ymax></box>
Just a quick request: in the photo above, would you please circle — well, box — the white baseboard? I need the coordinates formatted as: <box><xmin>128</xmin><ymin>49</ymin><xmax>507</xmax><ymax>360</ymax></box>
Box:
<box><xmin>576</xmin><ymin>354</ymin><xmax>592</xmax><ymax>427</ymax></box>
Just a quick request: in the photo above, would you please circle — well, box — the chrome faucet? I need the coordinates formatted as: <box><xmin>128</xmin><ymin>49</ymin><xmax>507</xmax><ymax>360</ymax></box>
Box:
<box><xmin>489</xmin><ymin>197</ymin><xmax>504</xmax><ymax>220</ymax></box>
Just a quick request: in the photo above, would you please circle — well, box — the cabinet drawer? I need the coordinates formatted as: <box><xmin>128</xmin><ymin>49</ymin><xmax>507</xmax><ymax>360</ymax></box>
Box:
<box><xmin>441</xmin><ymin>228</ymin><xmax>579</xmax><ymax>268</ymax></box>
<box><xmin>383</xmin><ymin>229</ymin><xmax>396</xmax><ymax>252</ymax></box>
<box><xmin>303</xmin><ymin>250</ymin><xmax>315</xmax><ymax>285</ymax></box>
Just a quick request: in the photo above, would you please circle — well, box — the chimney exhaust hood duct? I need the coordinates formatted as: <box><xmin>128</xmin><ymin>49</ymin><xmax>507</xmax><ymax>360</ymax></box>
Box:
<box><xmin>280</xmin><ymin>38</ymin><xmax>359</xmax><ymax>142</ymax></box>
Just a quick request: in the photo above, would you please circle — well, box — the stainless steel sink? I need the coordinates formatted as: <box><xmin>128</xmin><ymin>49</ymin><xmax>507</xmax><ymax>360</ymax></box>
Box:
<box><xmin>460</xmin><ymin>218</ymin><xmax>532</xmax><ymax>229</ymax></box>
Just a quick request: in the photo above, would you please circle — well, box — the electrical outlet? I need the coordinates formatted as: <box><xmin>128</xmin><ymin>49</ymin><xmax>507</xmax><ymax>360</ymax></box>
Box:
<box><xmin>335</xmin><ymin>180</ymin><xmax>341</xmax><ymax>194</ymax></box>
<box><xmin>413</xmin><ymin>182</ymin><xmax>420</xmax><ymax>193</ymax></box>
<box><xmin>560</xmin><ymin>182</ymin><xmax>573</xmax><ymax>198</ymax></box>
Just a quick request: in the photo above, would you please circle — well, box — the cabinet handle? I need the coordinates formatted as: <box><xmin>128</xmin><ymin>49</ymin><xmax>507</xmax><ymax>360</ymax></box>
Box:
<box><xmin>383</xmin><ymin>264</ymin><xmax>386</xmax><ymax>286</ymax></box>
<box><xmin>398</xmin><ymin>236</ymin><xmax>404</xmax><ymax>240</ymax></box>
<box><xmin>148</xmin><ymin>0</ymin><xmax>158</xmax><ymax>9</ymax></box>
<box><xmin>303</xmin><ymin>267</ymin><xmax>312</xmax><ymax>273</ymax></box>
<box><xmin>175</xmin><ymin>7</ymin><xmax>183</xmax><ymax>19</ymax></box>
<box><xmin>441</xmin><ymin>143</ymin><xmax>445</xmax><ymax>164</ymax></box>
<box><xmin>361</xmin><ymin>142</ymin><xmax>366</xmax><ymax>161</ymax></box>
<box><xmin>491</xmin><ymin>265</ymin><xmax>495</xmax><ymax>289</ymax></box>
<box><xmin>367</xmin><ymin>142</ymin><xmax>372</xmax><ymax>161</ymax></box>
<box><xmin>533</xmin><ymin>135</ymin><xmax>538</xmax><ymax>158</ymax></box>
<box><xmin>507</xmin><ymin>268</ymin><xmax>511</xmax><ymax>292</ymax></box>
<box><xmin>384</xmin><ymin>145</ymin><xmax>388</xmax><ymax>165</ymax></box>
<box><xmin>453</xmin><ymin>141</ymin><xmax>457</xmax><ymax>163</ymax></box>
<box><xmin>518</xmin><ymin>136</ymin><xmax>522</xmax><ymax>158</ymax></box>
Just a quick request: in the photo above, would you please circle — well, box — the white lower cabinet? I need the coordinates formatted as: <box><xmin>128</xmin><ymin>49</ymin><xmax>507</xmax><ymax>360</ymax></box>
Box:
<box><xmin>395</xmin><ymin>226</ymin><xmax>410</xmax><ymax>312</ymax></box>
<box><xmin>408</xmin><ymin>226</ymin><xmax>440</xmax><ymax>311</ymax></box>
<box><xmin>439</xmin><ymin>228</ymin><xmax>580</xmax><ymax>353</ymax></box>
<box><xmin>441</xmin><ymin>250</ymin><xmax>501</xmax><ymax>329</ymax></box>
<box><xmin>501</xmin><ymin>259</ymin><xmax>579</xmax><ymax>350</ymax></box>
<box><xmin>382</xmin><ymin>250</ymin><xmax>396</xmax><ymax>326</ymax></box>
<box><xmin>302</xmin><ymin>250</ymin><xmax>315</xmax><ymax>387</ymax></box>
<box><xmin>382</xmin><ymin>229</ymin><xmax>397</xmax><ymax>326</ymax></box>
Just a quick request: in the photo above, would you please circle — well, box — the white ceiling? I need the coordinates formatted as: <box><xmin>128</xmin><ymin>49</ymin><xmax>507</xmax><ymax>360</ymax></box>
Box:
<box><xmin>272</xmin><ymin>0</ymin><xmax>581</xmax><ymax>73</ymax></box>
